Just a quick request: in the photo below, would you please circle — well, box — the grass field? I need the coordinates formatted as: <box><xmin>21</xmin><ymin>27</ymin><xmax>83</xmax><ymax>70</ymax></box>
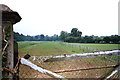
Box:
<box><xmin>18</xmin><ymin>41</ymin><xmax>119</xmax><ymax>78</ymax></box>
<box><xmin>18</xmin><ymin>41</ymin><xmax>119</xmax><ymax>56</ymax></box>
<box><xmin>68</xmin><ymin>43</ymin><xmax>119</xmax><ymax>50</ymax></box>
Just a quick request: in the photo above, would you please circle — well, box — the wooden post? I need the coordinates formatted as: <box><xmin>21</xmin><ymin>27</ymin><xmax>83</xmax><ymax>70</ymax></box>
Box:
<box><xmin>14</xmin><ymin>41</ymin><xmax>19</xmax><ymax>79</ymax></box>
<box><xmin>0</xmin><ymin>4</ymin><xmax>21</xmax><ymax>79</ymax></box>
<box><xmin>14</xmin><ymin>41</ymin><xmax>18</xmax><ymax>69</ymax></box>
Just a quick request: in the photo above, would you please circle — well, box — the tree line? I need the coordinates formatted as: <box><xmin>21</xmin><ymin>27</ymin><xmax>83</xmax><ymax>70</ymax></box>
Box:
<box><xmin>14</xmin><ymin>32</ymin><xmax>59</xmax><ymax>41</ymax></box>
<box><xmin>59</xmin><ymin>28</ymin><xmax>120</xmax><ymax>44</ymax></box>
<box><xmin>14</xmin><ymin>28</ymin><xmax>120</xmax><ymax>44</ymax></box>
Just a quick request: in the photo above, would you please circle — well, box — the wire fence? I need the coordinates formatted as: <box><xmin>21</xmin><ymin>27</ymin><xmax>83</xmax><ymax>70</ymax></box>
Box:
<box><xmin>19</xmin><ymin>64</ymin><xmax>53</xmax><ymax>78</ymax></box>
<box><xmin>18</xmin><ymin>50</ymin><xmax>120</xmax><ymax>80</ymax></box>
<box><xmin>59</xmin><ymin>42</ymin><xmax>102</xmax><ymax>52</ymax></box>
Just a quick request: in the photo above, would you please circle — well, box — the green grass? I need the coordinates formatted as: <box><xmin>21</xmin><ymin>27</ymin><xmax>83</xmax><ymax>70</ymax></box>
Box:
<box><xmin>63</xmin><ymin>42</ymin><xmax>119</xmax><ymax>51</ymax></box>
<box><xmin>18</xmin><ymin>41</ymin><xmax>119</xmax><ymax>56</ymax></box>
<box><xmin>18</xmin><ymin>41</ymin><xmax>119</xmax><ymax>78</ymax></box>
<box><xmin>18</xmin><ymin>41</ymin><xmax>86</xmax><ymax>56</ymax></box>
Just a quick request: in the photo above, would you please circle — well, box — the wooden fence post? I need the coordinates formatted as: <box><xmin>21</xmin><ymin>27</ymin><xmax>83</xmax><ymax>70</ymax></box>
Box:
<box><xmin>0</xmin><ymin>4</ymin><xmax>21</xmax><ymax>79</ymax></box>
<box><xmin>14</xmin><ymin>41</ymin><xmax>19</xmax><ymax>79</ymax></box>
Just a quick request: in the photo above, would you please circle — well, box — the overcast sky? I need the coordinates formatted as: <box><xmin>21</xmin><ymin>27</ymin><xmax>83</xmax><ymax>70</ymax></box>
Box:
<box><xmin>0</xmin><ymin>0</ymin><xmax>119</xmax><ymax>36</ymax></box>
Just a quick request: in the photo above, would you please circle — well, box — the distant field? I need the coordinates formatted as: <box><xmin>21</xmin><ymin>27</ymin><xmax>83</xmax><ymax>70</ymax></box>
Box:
<box><xmin>69</xmin><ymin>43</ymin><xmax>119</xmax><ymax>50</ymax></box>
<box><xmin>18</xmin><ymin>41</ymin><xmax>119</xmax><ymax>56</ymax></box>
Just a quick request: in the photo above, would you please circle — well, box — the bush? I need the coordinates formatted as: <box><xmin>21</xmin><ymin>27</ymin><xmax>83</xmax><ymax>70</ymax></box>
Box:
<box><xmin>99</xmin><ymin>41</ymin><xmax>105</xmax><ymax>44</ymax></box>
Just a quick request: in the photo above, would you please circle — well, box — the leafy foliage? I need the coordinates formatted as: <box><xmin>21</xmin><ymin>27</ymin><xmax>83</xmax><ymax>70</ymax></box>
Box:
<box><xmin>14</xmin><ymin>28</ymin><xmax>120</xmax><ymax>44</ymax></box>
<box><xmin>14</xmin><ymin>32</ymin><xmax>59</xmax><ymax>41</ymax></box>
<box><xmin>59</xmin><ymin>28</ymin><xmax>120</xmax><ymax>44</ymax></box>
<box><xmin>71</xmin><ymin>28</ymin><xmax>82</xmax><ymax>37</ymax></box>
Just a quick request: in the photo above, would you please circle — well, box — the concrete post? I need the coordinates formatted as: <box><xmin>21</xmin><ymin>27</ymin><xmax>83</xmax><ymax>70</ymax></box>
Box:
<box><xmin>0</xmin><ymin>24</ymin><xmax>2</xmax><ymax>80</ymax></box>
<box><xmin>0</xmin><ymin>4</ymin><xmax>21</xmax><ymax>79</ymax></box>
<box><xmin>0</xmin><ymin>5</ymin><xmax>2</xmax><ymax>80</ymax></box>
<box><xmin>2</xmin><ymin>22</ymin><xmax>14</xmax><ymax>78</ymax></box>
